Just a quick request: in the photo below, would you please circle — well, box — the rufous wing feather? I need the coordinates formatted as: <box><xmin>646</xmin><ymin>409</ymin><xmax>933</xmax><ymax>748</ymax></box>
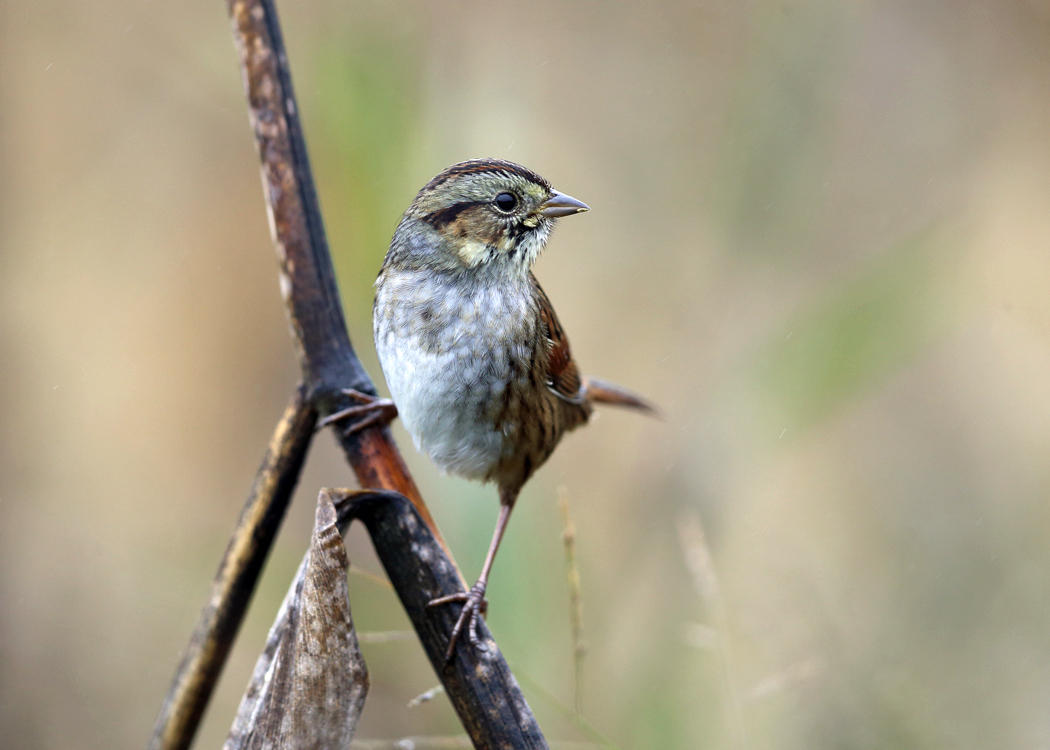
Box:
<box><xmin>532</xmin><ymin>275</ymin><xmax>585</xmax><ymax>404</ymax></box>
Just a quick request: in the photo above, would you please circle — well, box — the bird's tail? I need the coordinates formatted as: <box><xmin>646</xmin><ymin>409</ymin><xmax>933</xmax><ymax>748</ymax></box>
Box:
<box><xmin>583</xmin><ymin>377</ymin><xmax>658</xmax><ymax>415</ymax></box>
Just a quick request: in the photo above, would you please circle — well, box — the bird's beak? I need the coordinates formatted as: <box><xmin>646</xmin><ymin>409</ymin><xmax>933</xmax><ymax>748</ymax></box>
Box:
<box><xmin>539</xmin><ymin>190</ymin><xmax>590</xmax><ymax>218</ymax></box>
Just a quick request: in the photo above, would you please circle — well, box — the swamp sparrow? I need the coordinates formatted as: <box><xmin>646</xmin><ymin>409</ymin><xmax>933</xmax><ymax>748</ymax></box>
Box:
<box><xmin>327</xmin><ymin>159</ymin><xmax>651</xmax><ymax>660</ymax></box>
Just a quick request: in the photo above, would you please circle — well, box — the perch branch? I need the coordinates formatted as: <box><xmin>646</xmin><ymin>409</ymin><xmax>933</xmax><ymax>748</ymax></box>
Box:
<box><xmin>225</xmin><ymin>0</ymin><xmax>440</xmax><ymax>537</ymax></box>
<box><xmin>334</xmin><ymin>490</ymin><xmax>548</xmax><ymax>749</ymax></box>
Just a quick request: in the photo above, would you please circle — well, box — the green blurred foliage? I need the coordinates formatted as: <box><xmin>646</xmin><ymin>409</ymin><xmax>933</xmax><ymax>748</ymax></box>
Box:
<box><xmin>713</xmin><ymin>4</ymin><xmax>848</xmax><ymax>257</ymax></box>
<box><xmin>753</xmin><ymin>227</ymin><xmax>946</xmax><ymax>435</ymax></box>
<box><xmin>305</xmin><ymin>29</ymin><xmax>422</xmax><ymax>302</ymax></box>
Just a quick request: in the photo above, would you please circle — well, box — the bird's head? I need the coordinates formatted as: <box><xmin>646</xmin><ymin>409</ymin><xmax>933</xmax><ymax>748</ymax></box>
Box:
<box><xmin>392</xmin><ymin>159</ymin><xmax>589</xmax><ymax>276</ymax></box>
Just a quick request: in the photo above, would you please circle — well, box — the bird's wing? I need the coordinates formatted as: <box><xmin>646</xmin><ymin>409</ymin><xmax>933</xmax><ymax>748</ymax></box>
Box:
<box><xmin>530</xmin><ymin>275</ymin><xmax>585</xmax><ymax>405</ymax></box>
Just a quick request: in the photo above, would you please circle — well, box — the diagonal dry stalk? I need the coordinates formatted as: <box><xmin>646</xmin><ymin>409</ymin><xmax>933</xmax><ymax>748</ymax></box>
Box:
<box><xmin>148</xmin><ymin>0</ymin><xmax>550</xmax><ymax>747</ymax></box>
<box><xmin>149</xmin><ymin>389</ymin><xmax>316</xmax><ymax>750</ymax></box>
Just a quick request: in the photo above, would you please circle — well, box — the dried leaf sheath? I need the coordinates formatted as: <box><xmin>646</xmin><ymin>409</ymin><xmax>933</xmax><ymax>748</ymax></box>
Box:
<box><xmin>225</xmin><ymin>490</ymin><xmax>367</xmax><ymax>750</ymax></box>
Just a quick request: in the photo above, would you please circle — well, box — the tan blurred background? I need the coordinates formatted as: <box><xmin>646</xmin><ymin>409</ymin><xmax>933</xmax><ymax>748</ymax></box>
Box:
<box><xmin>4</xmin><ymin>1</ymin><xmax>1050</xmax><ymax>747</ymax></box>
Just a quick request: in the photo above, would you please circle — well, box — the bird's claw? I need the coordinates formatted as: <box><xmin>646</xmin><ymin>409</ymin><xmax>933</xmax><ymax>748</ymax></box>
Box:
<box><xmin>427</xmin><ymin>581</ymin><xmax>489</xmax><ymax>663</ymax></box>
<box><xmin>318</xmin><ymin>388</ymin><xmax>397</xmax><ymax>435</ymax></box>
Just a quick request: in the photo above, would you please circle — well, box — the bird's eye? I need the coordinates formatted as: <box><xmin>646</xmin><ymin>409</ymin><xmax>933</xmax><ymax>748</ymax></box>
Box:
<box><xmin>493</xmin><ymin>192</ymin><xmax>518</xmax><ymax>212</ymax></box>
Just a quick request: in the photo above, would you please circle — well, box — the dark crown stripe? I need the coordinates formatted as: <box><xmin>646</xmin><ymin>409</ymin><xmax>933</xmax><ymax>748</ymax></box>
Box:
<box><xmin>421</xmin><ymin>159</ymin><xmax>550</xmax><ymax>193</ymax></box>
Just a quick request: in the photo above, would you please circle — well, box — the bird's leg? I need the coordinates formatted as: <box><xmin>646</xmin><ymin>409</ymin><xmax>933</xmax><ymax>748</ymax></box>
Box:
<box><xmin>428</xmin><ymin>492</ymin><xmax>517</xmax><ymax>662</ymax></box>
<box><xmin>317</xmin><ymin>388</ymin><xmax>398</xmax><ymax>435</ymax></box>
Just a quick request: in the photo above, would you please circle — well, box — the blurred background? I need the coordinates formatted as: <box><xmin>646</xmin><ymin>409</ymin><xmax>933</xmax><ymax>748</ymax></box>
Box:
<box><xmin>3</xmin><ymin>0</ymin><xmax>1050</xmax><ymax>747</ymax></box>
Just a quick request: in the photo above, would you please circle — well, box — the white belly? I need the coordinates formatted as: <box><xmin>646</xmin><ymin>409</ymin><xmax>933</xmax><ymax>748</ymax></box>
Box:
<box><xmin>374</xmin><ymin>271</ymin><xmax>535</xmax><ymax>481</ymax></box>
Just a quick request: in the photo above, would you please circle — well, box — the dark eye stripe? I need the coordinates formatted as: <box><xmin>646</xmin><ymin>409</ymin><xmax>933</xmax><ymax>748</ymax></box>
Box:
<box><xmin>421</xmin><ymin>201</ymin><xmax>476</xmax><ymax>229</ymax></box>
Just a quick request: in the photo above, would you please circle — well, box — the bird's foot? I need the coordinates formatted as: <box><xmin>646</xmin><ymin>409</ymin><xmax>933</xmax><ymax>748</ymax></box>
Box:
<box><xmin>318</xmin><ymin>388</ymin><xmax>398</xmax><ymax>435</ymax></box>
<box><xmin>427</xmin><ymin>580</ymin><xmax>489</xmax><ymax>663</ymax></box>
